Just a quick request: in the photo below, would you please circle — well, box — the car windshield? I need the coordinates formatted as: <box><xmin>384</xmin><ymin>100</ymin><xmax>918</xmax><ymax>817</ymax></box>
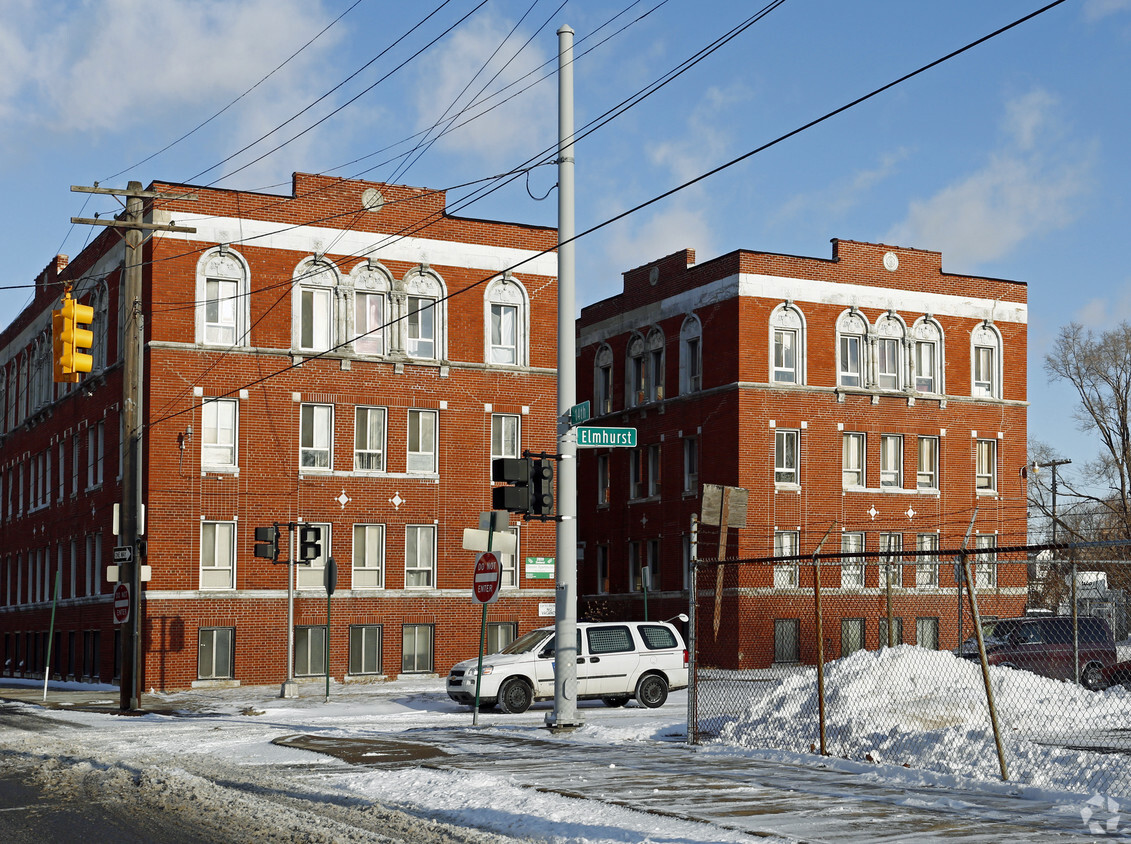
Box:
<box><xmin>499</xmin><ymin>629</ymin><xmax>552</xmax><ymax>654</ymax></box>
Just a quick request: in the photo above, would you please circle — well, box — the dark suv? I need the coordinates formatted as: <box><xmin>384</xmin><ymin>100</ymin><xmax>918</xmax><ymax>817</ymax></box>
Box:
<box><xmin>968</xmin><ymin>616</ymin><xmax>1116</xmax><ymax>690</ymax></box>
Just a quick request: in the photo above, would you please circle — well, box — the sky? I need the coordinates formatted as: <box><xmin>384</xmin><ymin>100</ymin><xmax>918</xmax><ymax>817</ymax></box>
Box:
<box><xmin>2</xmin><ymin>0</ymin><xmax>1130</xmax><ymax>480</ymax></box>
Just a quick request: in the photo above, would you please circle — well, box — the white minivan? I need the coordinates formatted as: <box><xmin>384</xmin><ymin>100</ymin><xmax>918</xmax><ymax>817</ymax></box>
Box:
<box><xmin>446</xmin><ymin>620</ymin><xmax>689</xmax><ymax>713</ymax></box>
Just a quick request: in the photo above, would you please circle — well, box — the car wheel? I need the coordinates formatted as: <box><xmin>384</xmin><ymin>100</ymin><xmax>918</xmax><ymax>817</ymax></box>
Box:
<box><xmin>601</xmin><ymin>696</ymin><xmax>630</xmax><ymax>708</ymax></box>
<box><xmin>635</xmin><ymin>674</ymin><xmax>668</xmax><ymax>709</ymax></box>
<box><xmin>498</xmin><ymin>678</ymin><xmax>533</xmax><ymax>714</ymax></box>
<box><xmin>1081</xmin><ymin>663</ymin><xmax>1106</xmax><ymax>691</ymax></box>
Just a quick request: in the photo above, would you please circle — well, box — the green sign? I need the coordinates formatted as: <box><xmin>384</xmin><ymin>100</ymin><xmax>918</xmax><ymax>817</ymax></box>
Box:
<box><xmin>569</xmin><ymin>400</ymin><xmax>591</xmax><ymax>426</ymax></box>
<box><xmin>576</xmin><ymin>426</ymin><xmax>637</xmax><ymax>448</ymax></box>
<box><xmin>525</xmin><ymin>557</ymin><xmax>555</xmax><ymax>579</ymax></box>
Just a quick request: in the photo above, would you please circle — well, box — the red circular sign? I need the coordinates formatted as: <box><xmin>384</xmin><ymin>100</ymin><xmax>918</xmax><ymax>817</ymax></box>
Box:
<box><xmin>473</xmin><ymin>551</ymin><xmax>501</xmax><ymax>603</ymax></box>
<box><xmin>113</xmin><ymin>582</ymin><xmax>130</xmax><ymax>624</ymax></box>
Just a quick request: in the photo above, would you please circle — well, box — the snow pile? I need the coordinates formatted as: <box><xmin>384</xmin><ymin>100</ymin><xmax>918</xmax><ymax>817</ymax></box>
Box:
<box><xmin>715</xmin><ymin>645</ymin><xmax>1131</xmax><ymax>795</ymax></box>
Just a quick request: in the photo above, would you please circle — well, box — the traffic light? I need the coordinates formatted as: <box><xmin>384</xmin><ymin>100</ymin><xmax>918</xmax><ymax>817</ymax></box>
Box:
<box><xmin>299</xmin><ymin>525</ymin><xmax>323</xmax><ymax>562</ymax></box>
<box><xmin>531</xmin><ymin>459</ymin><xmax>555</xmax><ymax>516</ymax></box>
<box><xmin>492</xmin><ymin>457</ymin><xmax>532</xmax><ymax>513</ymax></box>
<box><xmin>53</xmin><ymin>291</ymin><xmax>94</xmax><ymax>383</ymax></box>
<box><xmin>254</xmin><ymin>524</ymin><xmax>280</xmax><ymax>561</ymax></box>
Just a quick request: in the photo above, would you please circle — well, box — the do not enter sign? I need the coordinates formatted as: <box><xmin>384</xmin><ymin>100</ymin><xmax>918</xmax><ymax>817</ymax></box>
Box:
<box><xmin>473</xmin><ymin>551</ymin><xmax>502</xmax><ymax>604</ymax></box>
<box><xmin>113</xmin><ymin>582</ymin><xmax>131</xmax><ymax>624</ymax></box>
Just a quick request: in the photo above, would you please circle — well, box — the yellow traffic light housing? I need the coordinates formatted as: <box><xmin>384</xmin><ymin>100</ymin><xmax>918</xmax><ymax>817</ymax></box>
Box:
<box><xmin>53</xmin><ymin>291</ymin><xmax>94</xmax><ymax>383</ymax></box>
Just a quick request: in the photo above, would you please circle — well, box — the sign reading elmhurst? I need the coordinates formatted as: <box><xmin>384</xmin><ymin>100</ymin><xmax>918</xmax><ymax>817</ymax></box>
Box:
<box><xmin>575</xmin><ymin>426</ymin><xmax>637</xmax><ymax>448</ymax></box>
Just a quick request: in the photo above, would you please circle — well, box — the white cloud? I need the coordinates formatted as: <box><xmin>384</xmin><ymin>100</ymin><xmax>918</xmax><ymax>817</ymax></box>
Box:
<box><xmin>604</xmin><ymin>204</ymin><xmax>715</xmax><ymax>278</ymax></box>
<box><xmin>1083</xmin><ymin>0</ymin><xmax>1131</xmax><ymax>22</ymax></box>
<box><xmin>646</xmin><ymin>84</ymin><xmax>748</xmax><ymax>184</ymax></box>
<box><xmin>774</xmin><ymin>148</ymin><xmax>909</xmax><ymax>225</ymax></box>
<box><xmin>883</xmin><ymin>89</ymin><xmax>1094</xmax><ymax>267</ymax></box>
<box><xmin>1075</xmin><ymin>280</ymin><xmax>1131</xmax><ymax>328</ymax></box>
<box><xmin>408</xmin><ymin>12</ymin><xmax>555</xmax><ymax>167</ymax></box>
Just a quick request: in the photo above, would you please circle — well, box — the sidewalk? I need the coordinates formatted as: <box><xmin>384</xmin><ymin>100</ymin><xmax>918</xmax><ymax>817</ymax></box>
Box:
<box><xmin>0</xmin><ymin>680</ymin><xmax>207</xmax><ymax>716</ymax></box>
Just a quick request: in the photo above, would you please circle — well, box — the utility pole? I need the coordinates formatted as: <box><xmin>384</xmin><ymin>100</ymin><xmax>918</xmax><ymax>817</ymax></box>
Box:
<box><xmin>1030</xmin><ymin>459</ymin><xmax>1072</xmax><ymax>545</ymax></box>
<box><xmin>72</xmin><ymin>183</ymin><xmax>195</xmax><ymax>711</ymax></box>
<box><xmin>547</xmin><ymin>24</ymin><xmax>581</xmax><ymax>731</ymax></box>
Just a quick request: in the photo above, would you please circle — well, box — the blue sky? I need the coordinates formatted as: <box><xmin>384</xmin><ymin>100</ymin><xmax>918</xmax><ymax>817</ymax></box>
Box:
<box><xmin>2</xmin><ymin>0</ymin><xmax>1129</xmax><ymax>476</ymax></box>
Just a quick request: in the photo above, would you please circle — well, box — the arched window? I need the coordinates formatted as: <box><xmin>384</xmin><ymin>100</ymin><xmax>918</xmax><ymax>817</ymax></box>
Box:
<box><xmin>292</xmin><ymin>256</ymin><xmax>341</xmax><ymax>354</ymax></box>
<box><xmin>196</xmin><ymin>246</ymin><xmax>251</xmax><ymax>347</ymax></box>
<box><xmin>401</xmin><ymin>267</ymin><xmax>446</xmax><ymax>360</ymax></box>
<box><xmin>836</xmin><ymin>309</ymin><xmax>871</xmax><ymax>388</ymax></box>
<box><xmin>679</xmin><ymin>315</ymin><xmax>702</xmax><ymax>394</ymax></box>
<box><xmin>90</xmin><ymin>281</ymin><xmax>110</xmax><ymax>374</ymax></box>
<box><xmin>484</xmin><ymin>274</ymin><xmax>529</xmax><ymax>366</ymax></box>
<box><xmin>910</xmin><ymin>316</ymin><xmax>944</xmax><ymax>394</ymax></box>
<box><xmin>626</xmin><ymin>333</ymin><xmax>646</xmax><ymax>407</ymax></box>
<box><xmin>348</xmin><ymin>260</ymin><xmax>392</xmax><ymax>356</ymax></box>
<box><xmin>594</xmin><ymin>344</ymin><xmax>614</xmax><ymax>414</ymax></box>
<box><xmin>645</xmin><ymin>327</ymin><xmax>665</xmax><ymax>401</ymax></box>
<box><xmin>873</xmin><ymin>311</ymin><xmax>907</xmax><ymax>391</ymax></box>
<box><xmin>971</xmin><ymin>321</ymin><xmax>1003</xmax><ymax>399</ymax></box>
<box><xmin>769</xmin><ymin>302</ymin><xmax>806</xmax><ymax>385</ymax></box>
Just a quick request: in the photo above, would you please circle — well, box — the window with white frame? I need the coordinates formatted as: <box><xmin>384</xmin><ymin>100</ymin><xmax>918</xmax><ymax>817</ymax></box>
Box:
<box><xmin>300</xmin><ymin>404</ymin><xmax>332</xmax><ymax>470</ymax></box>
<box><xmin>646</xmin><ymin>328</ymin><xmax>665</xmax><ymax>401</ymax></box>
<box><xmin>879</xmin><ymin>533</ymin><xmax>902</xmax><ymax>587</ymax></box>
<box><xmin>770</xmin><ymin>303</ymin><xmax>805</xmax><ymax>384</ymax></box>
<box><xmin>837</xmin><ymin>310</ymin><xmax>869</xmax><ymax>388</ymax></box>
<box><xmin>973</xmin><ymin>345</ymin><xmax>996</xmax><ymax>397</ymax></box>
<box><xmin>196</xmin><ymin>248</ymin><xmax>249</xmax><ymax>347</ymax></box>
<box><xmin>349</xmin><ymin>625</ymin><xmax>382</xmax><ymax>675</ymax></box>
<box><xmin>874</xmin><ymin>314</ymin><xmax>905</xmax><ymax>391</ymax></box>
<box><xmin>499</xmin><ymin>527</ymin><xmax>519</xmax><ymax>587</ymax></box>
<box><xmin>352</xmin><ymin>524</ymin><xmax>384</xmax><ymax>589</ymax></box>
<box><xmin>491</xmin><ymin>414</ymin><xmax>519</xmax><ymax>466</ymax></box>
<box><xmin>683</xmin><ymin>436</ymin><xmax>698</xmax><ymax>493</ymax></box>
<box><xmin>296</xmin><ymin>523</ymin><xmax>331</xmax><ymax>588</ymax></box>
<box><xmin>198</xmin><ymin>628</ymin><xmax>234</xmax><ymax>680</ymax></box>
<box><xmin>774</xmin><ymin>530</ymin><xmax>799</xmax><ymax>588</ymax></box>
<box><xmin>775</xmin><ymin>429</ymin><xmax>799</xmax><ymax>486</ymax></box>
<box><xmin>485</xmin><ymin>275</ymin><xmax>527</xmax><ymax>366</ymax></box>
<box><xmin>679</xmin><ymin>315</ymin><xmax>702</xmax><ymax>394</ymax></box>
<box><xmin>915</xmin><ymin>533</ymin><xmax>939</xmax><ymax>587</ymax></box>
<box><xmin>405</xmin><ymin>525</ymin><xmax>436</xmax><ymax>588</ymax></box>
<box><xmin>295</xmin><ymin>626</ymin><xmax>326</xmax><ymax>676</ymax></box>
<box><xmin>202</xmin><ymin>398</ymin><xmax>238</xmax><ymax>470</ymax></box>
<box><xmin>597</xmin><ymin>454</ymin><xmax>610</xmax><ymax>505</ymax></box>
<box><xmin>911</xmin><ymin>318</ymin><xmax>942</xmax><ymax>393</ymax></box>
<box><xmin>972</xmin><ymin>322</ymin><xmax>1001</xmax><ymax>398</ymax></box>
<box><xmin>594</xmin><ymin>344</ymin><xmax>614</xmax><ymax>414</ymax></box>
<box><xmin>626</xmin><ymin>333</ymin><xmax>646</xmax><ymax>407</ymax></box>
<box><xmin>489</xmin><ymin>303</ymin><xmax>519</xmax><ymax>365</ymax></box>
<box><xmin>406</xmin><ymin>296</ymin><xmax>437</xmax><ymax>359</ymax></box>
<box><xmin>916</xmin><ymin>436</ymin><xmax>938</xmax><ymax>489</ymax></box>
<box><xmin>975</xmin><ymin>534</ymin><xmax>997</xmax><ymax>587</ymax></box>
<box><xmin>841</xmin><ymin>532</ymin><xmax>864</xmax><ymax>589</ymax></box>
<box><xmin>880</xmin><ymin>435</ymin><xmax>902</xmax><ymax>488</ymax></box>
<box><xmin>976</xmin><ymin>439</ymin><xmax>997</xmax><ymax>491</ymax></box>
<box><xmin>407</xmin><ymin>409</ymin><xmax>437</xmax><ymax>473</ymax></box>
<box><xmin>200</xmin><ymin>521</ymin><xmax>235</xmax><ymax>589</ymax></box>
<box><xmin>843</xmin><ymin>433</ymin><xmax>865</xmax><ymax>488</ymax></box>
<box><xmin>297</xmin><ymin>263</ymin><xmax>335</xmax><ymax>352</ymax></box>
<box><xmin>402</xmin><ymin>624</ymin><xmax>433</xmax><ymax>672</ymax></box>
<box><xmin>350</xmin><ymin>260</ymin><xmax>391</xmax><ymax>356</ymax></box>
<box><xmin>354</xmin><ymin>406</ymin><xmax>386</xmax><ymax>471</ymax></box>
<box><xmin>487</xmin><ymin>622</ymin><xmax>517</xmax><ymax>653</ymax></box>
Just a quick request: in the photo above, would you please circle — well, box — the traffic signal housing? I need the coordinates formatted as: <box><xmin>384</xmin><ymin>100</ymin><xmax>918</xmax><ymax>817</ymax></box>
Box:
<box><xmin>254</xmin><ymin>524</ymin><xmax>280</xmax><ymax>561</ymax></box>
<box><xmin>53</xmin><ymin>292</ymin><xmax>94</xmax><ymax>383</ymax></box>
<box><xmin>531</xmin><ymin>459</ymin><xmax>555</xmax><ymax>516</ymax></box>
<box><xmin>298</xmin><ymin>525</ymin><xmax>323</xmax><ymax>562</ymax></box>
<box><xmin>492</xmin><ymin>457</ymin><xmax>532</xmax><ymax>513</ymax></box>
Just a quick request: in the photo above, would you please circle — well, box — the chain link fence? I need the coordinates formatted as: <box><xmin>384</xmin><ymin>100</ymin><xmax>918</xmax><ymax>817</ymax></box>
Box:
<box><xmin>689</xmin><ymin>545</ymin><xmax>1131</xmax><ymax>797</ymax></box>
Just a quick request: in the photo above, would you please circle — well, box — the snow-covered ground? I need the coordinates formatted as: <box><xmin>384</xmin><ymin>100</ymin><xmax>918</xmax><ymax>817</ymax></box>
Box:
<box><xmin>1</xmin><ymin>646</ymin><xmax>1127</xmax><ymax>842</ymax></box>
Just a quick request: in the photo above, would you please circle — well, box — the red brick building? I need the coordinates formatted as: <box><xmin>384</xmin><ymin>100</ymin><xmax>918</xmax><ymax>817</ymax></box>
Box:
<box><xmin>1</xmin><ymin>174</ymin><xmax>559</xmax><ymax>690</ymax></box>
<box><xmin>575</xmin><ymin>240</ymin><xmax>1029</xmax><ymax>667</ymax></box>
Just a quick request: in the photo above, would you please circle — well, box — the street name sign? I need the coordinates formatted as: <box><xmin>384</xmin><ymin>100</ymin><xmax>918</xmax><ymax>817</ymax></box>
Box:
<box><xmin>575</xmin><ymin>426</ymin><xmax>637</xmax><ymax>448</ymax></box>
<box><xmin>569</xmin><ymin>400</ymin><xmax>591</xmax><ymax>426</ymax></box>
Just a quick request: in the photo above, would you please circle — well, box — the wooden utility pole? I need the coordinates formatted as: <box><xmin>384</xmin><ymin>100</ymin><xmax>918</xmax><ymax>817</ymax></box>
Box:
<box><xmin>71</xmin><ymin>182</ymin><xmax>195</xmax><ymax>711</ymax></box>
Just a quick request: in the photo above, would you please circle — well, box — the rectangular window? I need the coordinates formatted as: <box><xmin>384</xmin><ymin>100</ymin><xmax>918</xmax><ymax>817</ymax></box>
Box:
<box><xmin>597</xmin><ymin>454</ymin><xmax>610</xmax><ymax>505</ymax></box>
<box><xmin>773</xmin><ymin>530</ymin><xmax>799</xmax><ymax>588</ymax></box>
<box><xmin>491</xmin><ymin>414</ymin><xmax>519</xmax><ymax>464</ymax></box>
<box><xmin>201</xmin><ymin>521</ymin><xmax>235</xmax><ymax>589</ymax></box>
<box><xmin>299</xmin><ymin>287</ymin><xmax>332</xmax><ymax>352</ymax></box>
<box><xmin>487</xmin><ymin>622</ymin><xmax>517</xmax><ymax>654</ymax></box>
<box><xmin>774</xmin><ymin>619</ymin><xmax>800</xmax><ymax>663</ymax></box>
<box><xmin>205</xmin><ymin>278</ymin><xmax>238</xmax><ymax>345</ymax></box>
<box><xmin>915</xmin><ymin>533</ymin><xmax>939</xmax><ymax>587</ymax></box>
<box><xmin>295</xmin><ymin>626</ymin><xmax>326</xmax><ymax>677</ymax></box>
<box><xmin>878</xmin><ymin>616</ymin><xmax>904</xmax><ymax>647</ymax></box>
<box><xmin>879</xmin><ymin>533</ymin><xmax>902</xmax><ymax>587</ymax></box>
<box><xmin>405</xmin><ymin>525</ymin><xmax>435</xmax><ymax>588</ymax></box>
<box><xmin>630</xmin><ymin>351</ymin><xmax>645</xmax><ymax>407</ymax></box>
<box><xmin>685</xmin><ymin>337</ymin><xmax>701</xmax><ymax>392</ymax></box>
<box><xmin>402</xmin><ymin>624</ymin><xmax>433</xmax><ymax>673</ymax></box>
<box><xmin>683</xmin><ymin>436</ymin><xmax>698</xmax><ymax>493</ymax></box>
<box><xmin>490</xmin><ymin>304</ymin><xmax>518</xmax><ymax>365</ymax></box>
<box><xmin>841</xmin><ymin>618</ymin><xmax>865</xmax><ymax>657</ymax></box>
<box><xmin>300</xmin><ymin>403</ymin><xmax>332</xmax><ymax>470</ymax></box>
<box><xmin>840</xmin><ymin>335</ymin><xmax>862</xmax><ymax>387</ymax></box>
<box><xmin>916</xmin><ymin>436</ymin><xmax>938</xmax><ymax>489</ymax></box>
<box><xmin>629</xmin><ymin>542</ymin><xmax>643</xmax><ymax>592</ymax></box>
<box><xmin>647</xmin><ymin>443</ymin><xmax>661</xmax><ymax>496</ymax></box>
<box><xmin>348</xmin><ymin>625</ymin><xmax>382</xmax><ymax>675</ymax></box>
<box><xmin>202</xmin><ymin>399</ymin><xmax>238</xmax><ymax>469</ymax></box>
<box><xmin>773</xmin><ymin>328</ymin><xmax>798</xmax><ymax>383</ymax></box>
<box><xmin>880</xmin><ymin>435</ymin><xmax>902</xmax><ymax>488</ymax></box>
<box><xmin>597</xmin><ymin>363</ymin><xmax>613</xmax><ymax>413</ymax></box>
<box><xmin>840</xmin><ymin>532</ymin><xmax>864</xmax><ymax>589</ymax></box>
<box><xmin>597</xmin><ymin>545</ymin><xmax>609</xmax><ymax>594</ymax></box>
<box><xmin>842</xmin><ymin>433</ymin><xmax>865</xmax><ymax>488</ymax></box>
<box><xmin>407</xmin><ymin>409</ymin><xmax>437</xmax><ymax>473</ymax></box>
<box><xmin>975</xmin><ymin>534</ymin><xmax>997</xmax><ymax>588</ymax></box>
<box><xmin>354</xmin><ymin>292</ymin><xmax>384</xmax><ymax>355</ymax></box>
<box><xmin>352</xmin><ymin>524</ymin><xmax>384</xmax><ymax>589</ymax></box>
<box><xmin>974</xmin><ymin>346</ymin><xmax>996</xmax><ymax>397</ymax></box>
<box><xmin>775</xmin><ymin>429</ymin><xmax>798</xmax><ymax>485</ymax></box>
<box><xmin>916</xmin><ymin>617</ymin><xmax>940</xmax><ymax>650</ymax></box>
<box><xmin>629</xmin><ymin>448</ymin><xmax>645</xmax><ymax>499</ymax></box>
<box><xmin>197</xmin><ymin>627</ymin><xmax>234</xmax><ymax>680</ymax></box>
<box><xmin>406</xmin><ymin>296</ymin><xmax>436</xmax><ymax>358</ymax></box>
<box><xmin>649</xmin><ymin>348</ymin><xmax>664</xmax><ymax>401</ymax></box>
<box><xmin>499</xmin><ymin>527</ymin><xmax>519</xmax><ymax>588</ymax></box>
<box><xmin>354</xmin><ymin>406</ymin><xmax>386</xmax><ymax>471</ymax></box>
<box><xmin>976</xmin><ymin>439</ymin><xmax>997</xmax><ymax>491</ymax></box>
<box><xmin>876</xmin><ymin>338</ymin><xmax>900</xmax><ymax>390</ymax></box>
<box><xmin>86</xmin><ymin>427</ymin><xmax>96</xmax><ymax>489</ymax></box>
<box><xmin>296</xmin><ymin>523</ymin><xmax>331</xmax><ymax>588</ymax></box>
<box><xmin>914</xmin><ymin>340</ymin><xmax>937</xmax><ymax>392</ymax></box>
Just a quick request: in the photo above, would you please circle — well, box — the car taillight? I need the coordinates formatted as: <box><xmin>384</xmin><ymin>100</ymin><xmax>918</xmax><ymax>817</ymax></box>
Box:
<box><xmin>683</xmin><ymin>648</ymin><xmax>689</xmax><ymax>667</ymax></box>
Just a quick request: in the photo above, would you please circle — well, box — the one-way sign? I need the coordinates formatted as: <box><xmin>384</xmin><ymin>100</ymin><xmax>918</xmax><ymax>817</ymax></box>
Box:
<box><xmin>113</xmin><ymin>545</ymin><xmax>134</xmax><ymax>564</ymax></box>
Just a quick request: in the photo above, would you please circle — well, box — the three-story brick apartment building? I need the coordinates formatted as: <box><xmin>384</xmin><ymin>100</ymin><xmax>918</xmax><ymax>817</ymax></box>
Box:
<box><xmin>0</xmin><ymin>174</ymin><xmax>558</xmax><ymax>691</ymax></box>
<box><xmin>576</xmin><ymin>240</ymin><xmax>1028</xmax><ymax>667</ymax></box>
